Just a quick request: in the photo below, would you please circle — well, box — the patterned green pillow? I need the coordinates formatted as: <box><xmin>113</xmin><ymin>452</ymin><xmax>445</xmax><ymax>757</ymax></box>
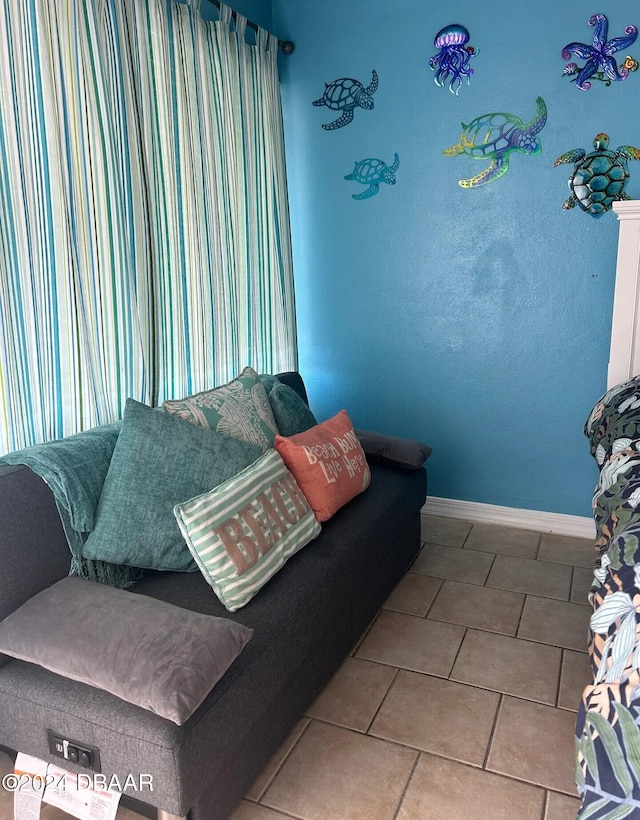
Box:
<box><xmin>174</xmin><ymin>449</ymin><xmax>321</xmax><ymax>611</ymax></box>
<box><xmin>268</xmin><ymin>381</ymin><xmax>318</xmax><ymax>437</ymax></box>
<box><xmin>82</xmin><ymin>399</ymin><xmax>262</xmax><ymax>572</ymax></box>
<box><xmin>163</xmin><ymin>366</ymin><xmax>278</xmax><ymax>451</ymax></box>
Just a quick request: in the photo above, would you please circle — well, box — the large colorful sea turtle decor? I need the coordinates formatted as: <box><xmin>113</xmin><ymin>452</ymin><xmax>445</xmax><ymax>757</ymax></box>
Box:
<box><xmin>553</xmin><ymin>133</ymin><xmax>640</xmax><ymax>217</ymax></box>
<box><xmin>344</xmin><ymin>153</ymin><xmax>399</xmax><ymax>200</ymax></box>
<box><xmin>561</xmin><ymin>13</ymin><xmax>638</xmax><ymax>91</ymax></box>
<box><xmin>443</xmin><ymin>97</ymin><xmax>547</xmax><ymax>188</ymax></box>
<box><xmin>312</xmin><ymin>70</ymin><xmax>378</xmax><ymax>130</ymax></box>
<box><xmin>429</xmin><ymin>24</ymin><xmax>478</xmax><ymax>95</ymax></box>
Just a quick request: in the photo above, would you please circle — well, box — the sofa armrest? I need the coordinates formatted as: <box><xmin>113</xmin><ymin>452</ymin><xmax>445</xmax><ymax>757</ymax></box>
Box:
<box><xmin>0</xmin><ymin>465</ymin><xmax>70</xmax><ymax>628</ymax></box>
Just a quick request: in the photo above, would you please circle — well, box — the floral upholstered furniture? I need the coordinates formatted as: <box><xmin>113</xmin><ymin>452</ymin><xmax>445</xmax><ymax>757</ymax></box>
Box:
<box><xmin>579</xmin><ymin>376</ymin><xmax>640</xmax><ymax>817</ymax></box>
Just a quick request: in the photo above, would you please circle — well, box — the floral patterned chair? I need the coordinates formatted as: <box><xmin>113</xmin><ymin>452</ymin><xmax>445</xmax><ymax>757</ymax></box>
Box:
<box><xmin>579</xmin><ymin>377</ymin><xmax>640</xmax><ymax>818</ymax></box>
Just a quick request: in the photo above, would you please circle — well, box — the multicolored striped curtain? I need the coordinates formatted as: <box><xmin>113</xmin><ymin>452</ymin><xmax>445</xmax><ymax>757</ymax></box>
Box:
<box><xmin>0</xmin><ymin>0</ymin><xmax>296</xmax><ymax>455</ymax></box>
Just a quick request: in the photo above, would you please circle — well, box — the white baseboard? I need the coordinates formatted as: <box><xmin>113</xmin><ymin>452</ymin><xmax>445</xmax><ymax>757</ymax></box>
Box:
<box><xmin>422</xmin><ymin>497</ymin><xmax>596</xmax><ymax>540</ymax></box>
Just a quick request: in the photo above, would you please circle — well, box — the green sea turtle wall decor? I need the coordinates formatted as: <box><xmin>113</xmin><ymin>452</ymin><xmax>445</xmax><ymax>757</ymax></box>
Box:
<box><xmin>344</xmin><ymin>153</ymin><xmax>399</xmax><ymax>200</ymax></box>
<box><xmin>443</xmin><ymin>97</ymin><xmax>547</xmax><ymax>188</ymax></box>
<box><xmin>312</xmin><ymin>70</ymin><xmax>378</xmax><ymax>130</ymax></box>
<box><xmin>553</xmin><ymin>133</ymin><xmax>640</xmax><ymax>217</ymax></box>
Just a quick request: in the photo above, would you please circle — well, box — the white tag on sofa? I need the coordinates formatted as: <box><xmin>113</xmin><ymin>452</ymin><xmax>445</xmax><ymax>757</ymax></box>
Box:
<box><xmin>12</xmin><ymin>753</ymin><xmax>121</xmax><ymax>820</ymax></box>
<box><xmin>11</xmin><ymin>753</ymin><xmax>45</xmax><ymax>819</ymax></box>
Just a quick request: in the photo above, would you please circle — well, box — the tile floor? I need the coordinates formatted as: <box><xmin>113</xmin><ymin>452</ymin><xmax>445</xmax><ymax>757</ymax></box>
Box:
<box><xmin>0</xmin><ymin>515</ymin><xmax>594</xmax><ymax>820</ymax></box>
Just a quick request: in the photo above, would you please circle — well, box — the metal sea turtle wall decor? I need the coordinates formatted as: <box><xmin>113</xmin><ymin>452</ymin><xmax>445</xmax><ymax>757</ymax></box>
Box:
<box><xmin>344</xmin><ymin>153</ymin><xmax>400</xmax><ymax>200</ymax></box>
<box><xmin>443</xmin><ymin>97</ymin><xmax>547</xmax><ymax>188</ymax></box>
<box><xmin>553</xmin><ymin>133</ymin><xmax>640</xmax><ymax>217</ymax></box>
<box><xmin>312</xmin><ymin>69</ymin><xmax>378</xmax><ymax>130</ymax></box>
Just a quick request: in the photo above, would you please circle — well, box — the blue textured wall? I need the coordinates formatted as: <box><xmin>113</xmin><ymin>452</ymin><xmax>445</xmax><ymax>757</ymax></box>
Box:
<box><xmin>271</xmin><ymin>0</ymin><xmax>640</xmax><ymax>517</ymax></box>
<box><xmin>202</xmin><ymin>0</ymin><xmax>271</xmax><ymax>30</ymax></box>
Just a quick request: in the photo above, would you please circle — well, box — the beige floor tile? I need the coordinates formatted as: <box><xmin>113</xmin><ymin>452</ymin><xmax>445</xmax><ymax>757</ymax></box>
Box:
<box><xmin>397</xmin><ymin>753</ymin><xmax>545</xmax><ymax>820</ymax></box>
<box><xmin>370</xmin><ymin>670</ymin><xmax>500</xmax><ymax>766</ymax></box>
<box><xmin>229</xmin><ymin>800</ymin><xmax>293</xmax><ymax>820</ymax></box>
<box><xmin>487</xmin><ymin>696</ymin><xmax>580</xmax><ymax>794</ymax></box>
<box><xmin>245</xmin><ymin>717</ymin><xmax>310</xmax><ymax>801</ymax></box>
<box><xmin>382</xmin><ymin>572</ymin><xmax>442</xmax><ymax>616</ymax></box>
<box><xmin>262</xmin><ymin>721</ymin><xmax>416</xmax><ymax>820</ymax></box>
<box><xmin>411</xmin><ymin>543</ymin><xmax>494</xmax><ymax>585</ymax></box>
<box><xmin>465</xmin><ymin>523</ymin><xmax>540</xmax><ymax>559</ymax></box>
<box><xmin>420</xmin><ymin>514</ymin><xmax>472</xmax><ymax>547</ymax></box>
<box><xmin>571</xmin><ymin>566</ymin><xmax>595</xmax><ymax>604</ymax></box>
<box><xmin>428</xmin><ymin>579</ymin><xmax>524</xmax><ymax>635</ymax></box>
<box><xmin>518</xmin><ymin>596</ymin><xmax>591</xmax><ymax>652</ymax></box>
<box><xmin>451</xmin><ymin>629</ymin><xmax>562</xmax><ymax>705</ymax></box>
<box><xmin>487</xmin><ymin>554</ymin><xmax>572</xmax><ymax>600</ymax></box>
<box><xmin>545</xmin><ymin>790</ymin><xmax>583</xmax><ymax>819</ymax></box>
<box><xmin>355</xmin><ymin>610</ymin><xmax>464</xmax><ymax>676</ymax></box>
<box><xmin>538</xmin><ymin>533</ymin><xmax>595</xmax><ymax>568</ymax></box>
<box><xmin>558</xmin><ymin>650</ymin><xmax>593</xmax><ymax>711</ymax></box>
<box><xmin>305</xmin><ymin>656</ymin><xmax>396</xmax><ymax>732</ymax></box>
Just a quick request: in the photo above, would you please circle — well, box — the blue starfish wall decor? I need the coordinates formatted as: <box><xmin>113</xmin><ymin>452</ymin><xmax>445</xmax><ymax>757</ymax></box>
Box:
<box><xmin>562</xmin><ymin>13</ymin><xmax>638</xmax><ymax>91</ymax></box>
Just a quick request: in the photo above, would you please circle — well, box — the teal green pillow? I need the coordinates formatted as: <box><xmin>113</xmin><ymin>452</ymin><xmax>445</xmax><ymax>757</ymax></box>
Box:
<box><xmin>163</xmin><ymin>366</ymin><xmax>278</xmax><ymax>451</ymax></box>
<box><xmin>269</xmin><ymin>382</ymin><xmax>317</xmax><ymax>437</ymax></box>
<box><xmin>259</xmin><ymin>373</ymin><xmax>280</xmax><ymax>393</ymax></box>
<box><xmin>82</xmin><ymin>399</ymin><xmax>262</xmax><ymax>572</ymax></box>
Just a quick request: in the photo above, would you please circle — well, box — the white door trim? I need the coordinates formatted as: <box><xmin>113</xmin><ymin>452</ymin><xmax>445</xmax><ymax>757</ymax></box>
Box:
<box><xmin>609</xmin><ymin>200</ymin><xmax>640</xmax><ymax>388</ymax></box>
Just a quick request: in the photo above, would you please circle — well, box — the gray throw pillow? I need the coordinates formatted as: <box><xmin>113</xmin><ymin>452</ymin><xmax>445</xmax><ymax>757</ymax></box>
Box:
<box><xmin>355</xmin><ymin>429</ymin><xmax>432</xmax><ymax>470</ymax></box>
<box><xmin>0</xmin><ymin>577</ymin><xmax>252</xmax><ymax>725</ymax></box>
<box><xmin>82</xmin><ymin>399</ymin><xmax>262</xmax><ymax>572</ymax></box>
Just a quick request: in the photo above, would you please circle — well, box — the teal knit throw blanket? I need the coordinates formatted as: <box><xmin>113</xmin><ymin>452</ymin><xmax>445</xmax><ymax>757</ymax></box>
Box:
<box><xmin>0</xmin><ymin>422</ymin><xmax>142</xmax><ymax>587</ymax></box>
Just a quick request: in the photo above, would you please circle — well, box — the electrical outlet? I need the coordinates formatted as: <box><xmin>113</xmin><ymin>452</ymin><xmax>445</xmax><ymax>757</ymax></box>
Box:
<box><xmin>47</xmin><ymin>730</ymin><xmax>101</xmax><ymax>771</ymax></box>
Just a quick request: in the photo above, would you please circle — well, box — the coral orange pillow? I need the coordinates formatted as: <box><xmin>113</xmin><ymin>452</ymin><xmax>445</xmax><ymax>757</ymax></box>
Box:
<box><xmin>274</xmin><ymin>410</ymin><xmax>371</xmax><ymax>522</ymax></box>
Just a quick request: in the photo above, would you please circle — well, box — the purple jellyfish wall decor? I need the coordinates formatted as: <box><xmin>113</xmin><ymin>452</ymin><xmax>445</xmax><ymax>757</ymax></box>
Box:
<box><xmin>429</xmin><ymin>24</ymin><xmax>478</xmax><ymax>95</ymax></box>
<box><xmin>561</xmin><ymin>13</ymin><xmax>638</xmax><ymax>90</ymax></box>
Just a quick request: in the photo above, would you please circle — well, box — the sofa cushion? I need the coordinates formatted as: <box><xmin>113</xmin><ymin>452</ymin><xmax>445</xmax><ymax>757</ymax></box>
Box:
<box><xmin>163</xmin><ymin>366</ymin><xmax>278</xmax><ymax>451</ymax></box>
<box><xmin>174</xmin><ymin>450</ymin><xmax>321</xmax><ymax>611</ymax></box>
<box><xmin>268</xmin><ymin>382</ymin><xmax>318</xmax><ymax>436</ymax></box>
<box><xmin>274</xmin><ymin>411</ymin><xmax>371</xmax><ymax>522</ymax></box>
<box><xmin>355</xmin><ymin>429</ymin><xmax>432</xmax><ymax>470</ymax></box>
<box><xmin>82</xmin><ymin>399</ymin><xmax>261</xmax><ymax>572</ymax></box>
<box><xmin>0</xmin><ymin>576</ymin><xmax>252</xmax><ymax>725</ymax></box>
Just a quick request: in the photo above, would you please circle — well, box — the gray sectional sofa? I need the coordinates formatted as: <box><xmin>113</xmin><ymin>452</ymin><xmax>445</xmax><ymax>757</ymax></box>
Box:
<box><xmin>0</xmin><ymin>373</ymin><xmax>428</xmax><ymax>819</ymax></box>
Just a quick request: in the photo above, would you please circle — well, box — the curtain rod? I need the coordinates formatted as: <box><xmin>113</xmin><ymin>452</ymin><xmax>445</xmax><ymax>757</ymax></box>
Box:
<box><xmin>210</xmin><ymin>0</ymin><xmax>295</xmax><ymax>54</ymax></box>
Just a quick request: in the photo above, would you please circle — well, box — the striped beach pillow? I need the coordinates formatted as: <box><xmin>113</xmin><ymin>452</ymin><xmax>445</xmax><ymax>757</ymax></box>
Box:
<box><xmin>174</xmin><ymin>450</ymin><xmax>321</xmax><ymax>611</ymax></box>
